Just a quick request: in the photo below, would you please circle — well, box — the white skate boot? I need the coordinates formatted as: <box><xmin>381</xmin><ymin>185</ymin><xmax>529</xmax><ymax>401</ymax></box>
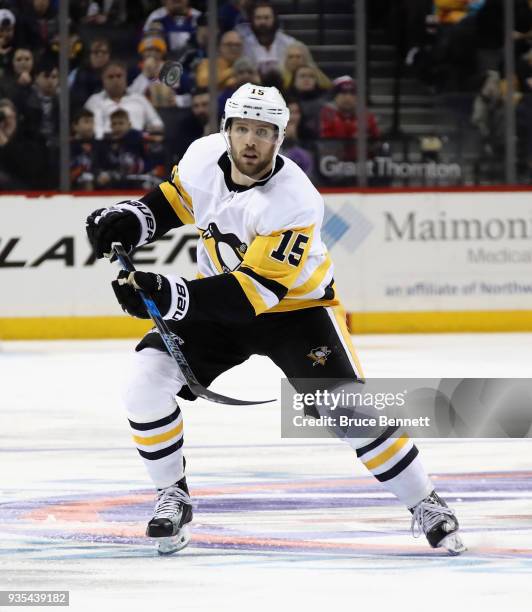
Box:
<box><xmin>146</xmin><ymin>476</ymin><xmax>193</xmax><ymax>555</ymax></box>
<box><xmin>410</xmin><ymin>491</ymin><xmax>466</xmax><ymax>555</ymax></box>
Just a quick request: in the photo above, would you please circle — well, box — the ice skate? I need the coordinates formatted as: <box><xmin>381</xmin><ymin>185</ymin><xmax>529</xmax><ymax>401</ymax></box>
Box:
<box><xmin>146</xmin><ymin>476</ymin><xmax>193</xmax><ymax>555</ymax></box>
<box><xmin>410</xmin><ymin>491</ymin><xmax>466</xmax><ymax>555</ymax></box>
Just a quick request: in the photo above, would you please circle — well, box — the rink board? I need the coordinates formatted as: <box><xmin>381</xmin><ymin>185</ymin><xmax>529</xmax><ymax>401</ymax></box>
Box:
<box><xmin>1</xmin><ymin>191</ymin><xmax>531</xmax><ymax>338</ymax></box>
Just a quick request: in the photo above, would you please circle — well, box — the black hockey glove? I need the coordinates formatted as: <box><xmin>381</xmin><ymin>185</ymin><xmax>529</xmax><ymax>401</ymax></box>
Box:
<box><xmin>86</xmin><ymin>201</ymin><xmax>156</xmax><ymax>259</ymax></box>
<box><xmin>112</xmin><ymin>270</ymin><xmax>190</xmax><ymax>321</ymax></box>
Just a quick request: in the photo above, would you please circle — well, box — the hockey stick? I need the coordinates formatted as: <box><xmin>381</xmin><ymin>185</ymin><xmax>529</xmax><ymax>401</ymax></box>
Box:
<box><xmin>111</xmin><ymin>243</ymin><xmax>275</xmax><ymax>406</ymax></box>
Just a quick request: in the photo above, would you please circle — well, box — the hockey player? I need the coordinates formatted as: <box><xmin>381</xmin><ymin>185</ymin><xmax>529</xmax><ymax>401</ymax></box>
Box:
<box><xmin>86</xmin><ymin>83</ymin><xmax>465</xmax><ymax>556</ymax></box>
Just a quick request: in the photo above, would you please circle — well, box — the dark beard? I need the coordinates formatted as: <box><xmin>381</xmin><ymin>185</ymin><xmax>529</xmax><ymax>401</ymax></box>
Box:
<box><xmin>252</xmin><ymin>24</ymin><xmax>275</xmax><ymax>46</ymax></box>
<box><xmin>233</xmin><ymin>153</ymin><xmax>272</xmax><ymax>180</ymax></box>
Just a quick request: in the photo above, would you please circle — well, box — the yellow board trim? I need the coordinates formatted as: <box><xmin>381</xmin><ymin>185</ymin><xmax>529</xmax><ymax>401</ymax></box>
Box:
<box><xmin>133</xmin><ymin>421</ymin><xmax>183</xmax><ymax>446</ymax></box>
<box><xmin>2</xmin><ymin>310</ymin><xmax>532</xmax><ymax>340</ymax></box>
<box><xmin>0</xmin><ymin>317</ymin><xmax>152</xmax><ymax>340</ymax></box>
<box><xmin>363</xmin><ymin>434</ymin><xmax>409</xmax><ymax>471</ymax></box>
<box><xmin>347</xmin><ymin>310</ymin><xmax>532</xmax><ymax>334</ymax></box>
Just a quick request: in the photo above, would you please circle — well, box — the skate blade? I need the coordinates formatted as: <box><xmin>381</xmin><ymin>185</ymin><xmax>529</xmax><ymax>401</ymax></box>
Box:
<box><xmin>154</xmin><ymin>525</ymin><xmax>191</xmax><ymax>556</ymax></box>
<box><xmin>439</xmin><ymin>532</ymin><xmax>467</xmax><ymax>556</ymax></box>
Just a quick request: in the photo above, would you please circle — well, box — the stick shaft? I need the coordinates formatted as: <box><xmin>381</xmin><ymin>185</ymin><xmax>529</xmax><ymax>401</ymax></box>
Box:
<box><xmin>111</xmin><ymin>243</ymin><xmax>274</xmax><ymax>406</ymax></box>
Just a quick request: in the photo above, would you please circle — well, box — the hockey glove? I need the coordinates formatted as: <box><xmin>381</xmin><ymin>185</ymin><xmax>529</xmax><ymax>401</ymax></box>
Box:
<box><xmin>112</xmin><ymin>270</ymin><xmax>190</xmax><ymax>321</ymax></box>
<box><xmin>86</xmin><ymin>201</ymin><xmax>156</xmax><ymax>259</ymax></box>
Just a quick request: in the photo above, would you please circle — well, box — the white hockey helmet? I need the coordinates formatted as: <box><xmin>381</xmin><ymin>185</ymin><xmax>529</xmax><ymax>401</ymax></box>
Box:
<box><xmin>221</xmin><ymin>83</ymin><xmax>290</xmax><ymax>170</ymax></box>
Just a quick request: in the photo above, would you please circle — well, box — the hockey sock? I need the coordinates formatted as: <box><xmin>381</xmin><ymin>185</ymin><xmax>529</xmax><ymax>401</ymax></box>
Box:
<box><xmin>128</xmin><ymin>402</ymin><xmax>185</xmax><ymax>489</ymax></box>
<box><xmin>346</xmin><ymin>426</ymin><xmax>433</xmax><ymax>508</ymax></box>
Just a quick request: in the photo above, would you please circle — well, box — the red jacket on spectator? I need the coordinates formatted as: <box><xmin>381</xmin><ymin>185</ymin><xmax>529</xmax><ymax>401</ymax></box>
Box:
<box><xmin>319</xmin><ymin>103</ymin><xmax>380</xmax><ymax>139</ymax></box>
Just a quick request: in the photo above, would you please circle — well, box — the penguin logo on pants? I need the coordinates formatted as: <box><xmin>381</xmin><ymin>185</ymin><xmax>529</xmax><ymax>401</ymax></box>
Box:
<box><xmin>307</xmin><ymin>346</ymin><xmax>332</xmax><ymax>366</ymax></box>
<box><xmin>201</xmin><ymin>222</ymin><xmax>248</xmax><ymax>273</ymax></box>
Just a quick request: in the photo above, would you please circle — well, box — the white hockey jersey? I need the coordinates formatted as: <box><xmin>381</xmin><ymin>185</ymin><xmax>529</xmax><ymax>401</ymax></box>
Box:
<box><xmin>158</xmin><ymin>133</ymin><xmax>338</xmax><ymax>315</ymax></box>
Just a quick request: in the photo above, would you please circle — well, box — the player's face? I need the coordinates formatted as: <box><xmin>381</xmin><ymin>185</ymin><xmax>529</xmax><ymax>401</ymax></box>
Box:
<box><xmin>229</xmin><ymin>119</ymin><xmax>277</xmax><ymax>179</ymax></box>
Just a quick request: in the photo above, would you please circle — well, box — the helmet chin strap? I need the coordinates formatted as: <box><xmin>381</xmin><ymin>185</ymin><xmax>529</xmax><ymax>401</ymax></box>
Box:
<box><xmin>223</xmin><ymin>128</ymin><xmax>284</xmax><ymax>184</ymax></box>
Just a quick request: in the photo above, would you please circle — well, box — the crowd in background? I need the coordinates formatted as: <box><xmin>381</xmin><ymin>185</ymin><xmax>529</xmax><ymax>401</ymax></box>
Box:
<box><xmin>0</xmin><ymin>0</ymin><xmax>531</xmax><ymax>191</ymax></box>
<box><xmin>389</xmin><ymin>0</ymin><xmax>532</xmax><ymax>177</ymax></box>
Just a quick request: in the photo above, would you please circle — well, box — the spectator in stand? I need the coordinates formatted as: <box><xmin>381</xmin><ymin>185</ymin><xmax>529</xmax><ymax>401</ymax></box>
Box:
<box><xmin>72</xmin><ymin>0</ymin><xmax>128</xmax><ymax>26</ymax></box>
<box><xmin>0</xmin><ymin>97</ymin><xmax>47</xmax><ymax>189</ymax></box>
<box><xmin>95</xmin><ymin>108</ymin><xmax>153</xmax><ymax>189</ymax></box>
<box><xmin>71</xmin><ymin>108</ymin><xmax>98</xmax><ymax>191</ymax></box>
<box><xmin>84</xmin><ymin>60</ymin><xmax>164</xmax><ymax>139</ymax></box>
<box><xmin>143</xmin><ymin>0</ymin><xmax>202</xmax><ymax>57</ymax></box>
<box><xmin>171</xmin><ymin>87</ymin><xmax>211</xmax><ymax>163</ymax></box>
<box><xmin>280</xmin><ymin>99</ymin><xmax>314</xmax><ymax>178</ymax></box>
<box><xmin>471</xmin><ymin>70</ymin><xmax>524</xmax><ymax>157</ymax></box>
<box><xmin>242</xmin><ymin>1</ymin><xmax>296</xmax><ymax>77</ymax></box>
<box><xmin>195</xmin><ymin>30</ymin><xmax>243</xmax><ymax>90</ymax></box>
<box><xmin>517</xmin><ymin>46</ymin><xmax>532</xmax><ymax>93</ymax></box>
<box><xmin>434</xmin><ymin>0</ymin><xmax>474</xmax><ymax>25</ymax></box>
<box><xmin>219</xmin><ymin>0</ymin><xmax>252</xmax><ymax>36</ymax></box>
<box><xmin>70</xmin><ymin>38</ymin><xmax>111</xmax><ymax>112</ymax></box>
<box><xmin>0</xmin><ymin>46</ymin><xmax>34</xmax><ymax>100</ymax></box>
<box><xmin>25</xmin><ymin>0</ymin><xmax>58</xmax><ymax>53</ymax></box>
<box><xmin>129</xmin><ymin>34</ymin><xmax>177</xmax><ymax>108</ymax></box>
<box><xmin>217</xmin><ymin>56</ymin><xmax>260</xmax><ymax>117</ymax></box>
<box><xmin>286</xmin><ymin>64</ymin><xmax>329</xmax><ymax>137</ymax></box>
<box><xmin>319</xmin><ymin>76</ymin><xmax>380</xmax><ymax>139</ymax></box>
<box><xmin>15</xmin><ymin>56</ymin><xmax>60</xmax><ymax>186</ymax></box>
<box><xmin>281</xmin><ymin>42</ymin><xmax>331</xmax><ymax>91</ymax></box>
<box><xmin>0</xmin><ymin>8</ymin><xmax>17</xmax><ymax>78</ymax></box>
<box><xmin>47</xmin><ymin>30</ymin><xmax>84</xmax><ymax>78</ymax></box>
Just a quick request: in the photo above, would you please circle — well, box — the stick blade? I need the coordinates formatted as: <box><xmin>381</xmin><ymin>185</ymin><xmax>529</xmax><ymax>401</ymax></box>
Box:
<box><xmin>189</xmin><ymin>384</ymin><xmax>275</xmax><ymax>406</ymax></box>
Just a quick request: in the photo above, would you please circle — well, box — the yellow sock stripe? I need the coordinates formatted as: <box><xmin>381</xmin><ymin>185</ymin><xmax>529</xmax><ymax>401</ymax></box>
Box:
<box><xmin>233</xmin><ymin>271</ymin><xmax>268</xmax><ymax>315</ymax></box>
<box><xmin>132</xmin><ymin>421</ymin><xmax>183</xmax><ymax>446</ymax></box>
<box><xmin>363</xmin><ymin>433</ymin><xmax>409</xmax><ymax>471</ymax></box>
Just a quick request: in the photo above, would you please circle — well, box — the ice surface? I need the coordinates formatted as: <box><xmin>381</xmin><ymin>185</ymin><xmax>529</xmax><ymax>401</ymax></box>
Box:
<box><xmin>1</xmin><ymin>333</ymin><xmax>531</xmax><ymax>612</ymax></box>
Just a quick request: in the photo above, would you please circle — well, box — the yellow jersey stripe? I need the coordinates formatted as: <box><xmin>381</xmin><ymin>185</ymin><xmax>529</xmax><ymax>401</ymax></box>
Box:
<box><xmin>363</xmin><ymin>434</ymin><xmax>409</xmax><ymax>470</ymax></box>
<box><xmin>233</xmin><ymin>270</ymin><xmax>269</xmax><ymax>314</ymax></box>
<box><xmin>288</xmin><ymin>254</ymin><xmax>332</xmax><ymax>298</ymax></box>
<box><xmin>159</xmin><ymin>181</ymin><xmax>195</xmax><ymax>225</ymax></box>
<box><xmin>171</xmin><ymin>169</ymin><xmax>194</xmax><ymax>213</ymax></box>
<box><xmin>132</xmin><ymin>421</ymin><xmax>183</xmax><ymax>446</ymax></box>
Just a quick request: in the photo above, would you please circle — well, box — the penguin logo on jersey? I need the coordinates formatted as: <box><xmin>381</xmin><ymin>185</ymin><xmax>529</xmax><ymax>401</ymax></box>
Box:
<box><xmin>201</xmin><ymin>222</ymin><xmax>248</xmax><ymax>273</ymax></box>
<box><xmin>307</xmin><ymin>346</ymin><xmax>332</xmax><ymax>366</ymax></box>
